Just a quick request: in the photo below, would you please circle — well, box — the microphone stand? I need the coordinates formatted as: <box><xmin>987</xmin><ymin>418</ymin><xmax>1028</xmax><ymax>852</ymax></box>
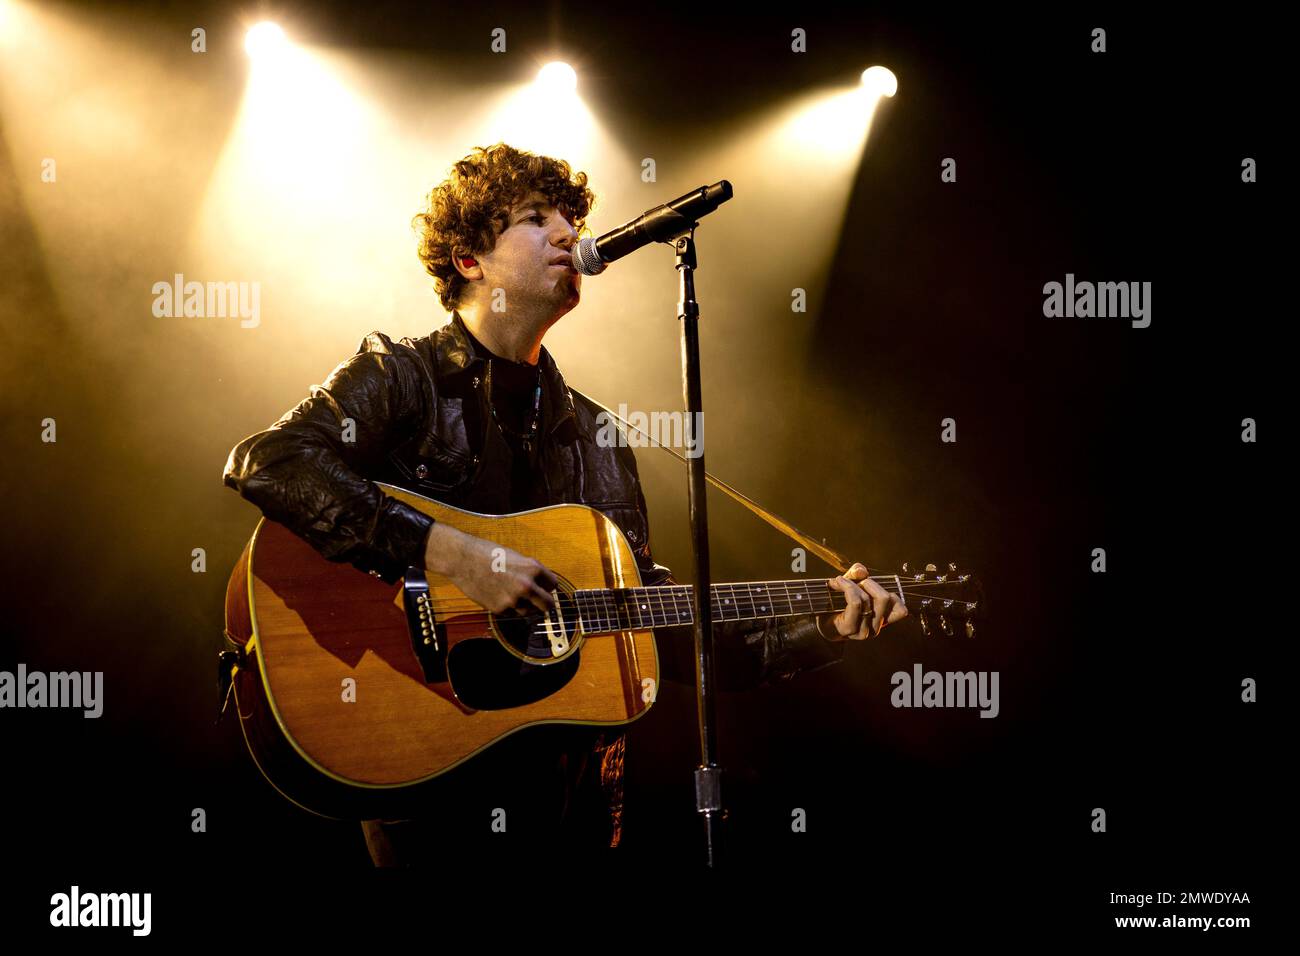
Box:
<box><xmin>672</xmin><ymin>228</ymin><xmax>725</xmax><ymax>867</ymax></box>
<box><xmin>588</xmin><ymin>181</ymin><xmax>734</xmax><ymax>866</ymax></box>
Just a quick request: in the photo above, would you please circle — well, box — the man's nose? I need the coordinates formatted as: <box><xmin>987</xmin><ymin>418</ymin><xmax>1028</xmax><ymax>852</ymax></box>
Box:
<box><xmin>552</xmin><ymin>220</ymin><xmax>578</xmax><ymax>249</ymax></box>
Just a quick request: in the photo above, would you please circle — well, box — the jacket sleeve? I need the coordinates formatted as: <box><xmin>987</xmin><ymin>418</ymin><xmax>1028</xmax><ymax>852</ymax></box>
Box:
<box><xmin>642</xmin><ymin>564</ymin><xmax>848</xmax><ymax>692</ymax></box>
<box><xmin>222</xmin><ymin>331</ymin><xmax>436</xmax><ymax>585</ymax></box>
<box><xmin>622</xmin><ymin>458</ymin><xmax>847</xmax><ymax>692</ymax></box>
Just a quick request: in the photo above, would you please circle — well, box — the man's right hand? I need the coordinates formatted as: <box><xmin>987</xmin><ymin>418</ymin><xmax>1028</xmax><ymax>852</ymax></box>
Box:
<box><xmin>422</xmin><ymin>521</ymin><xmax>558</xmax><ymax>615</ymax></box>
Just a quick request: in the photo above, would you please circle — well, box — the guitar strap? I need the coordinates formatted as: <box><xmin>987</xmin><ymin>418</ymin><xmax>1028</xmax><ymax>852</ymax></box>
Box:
<box><xmin>568</xmin><ymin>386</ymin><xmax>852</xmax><ymax>574</ymax></box>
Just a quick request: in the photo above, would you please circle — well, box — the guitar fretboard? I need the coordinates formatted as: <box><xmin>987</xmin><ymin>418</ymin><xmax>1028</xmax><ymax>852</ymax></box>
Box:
<box><xmin>569</xmin><ymin>579</ymin><xmax>881</xmax><ymax>634</ymax></box>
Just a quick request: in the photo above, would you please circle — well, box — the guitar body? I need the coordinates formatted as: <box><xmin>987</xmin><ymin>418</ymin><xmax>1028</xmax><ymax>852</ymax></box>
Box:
<box><xmin>223</xmin><ymin>483</ymin><xmax>658</xmax><ymax>820</ymax></box>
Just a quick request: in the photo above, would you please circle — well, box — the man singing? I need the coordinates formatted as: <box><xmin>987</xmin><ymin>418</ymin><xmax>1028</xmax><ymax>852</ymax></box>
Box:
<box><xmin>222</xmin><ymin>143</ymin><xmax>906</xmax><ymax>864</ymax></box>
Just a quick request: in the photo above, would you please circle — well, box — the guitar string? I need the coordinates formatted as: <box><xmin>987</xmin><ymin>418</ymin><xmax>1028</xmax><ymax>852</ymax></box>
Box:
<box><xmin>418</xmin><ymin>575</ymin><xmax>971</xmax><ymax>600</ymax></box>
<box><xmin>416</xmin><ymin>578</ymin><xmax>975</xmax><ymax>639</ymax></box>
<box><xmin>418</xmin><ymin>580</ymin><xmax>974</xmax><ymax>617</ymax></box>
<box><xmin>446</xmin><ymin>589</ymin><xmax>970</xmax><ymax>643</ymax></box>
<box><xmin>418</xmin><ymin>580</ymin><xmax>977</xmax><ymax>616</ymax></box>
<box><xmin>417</xmin><ymin>576</ymin><xmax>973</xmax><ymax>611</ymax></box>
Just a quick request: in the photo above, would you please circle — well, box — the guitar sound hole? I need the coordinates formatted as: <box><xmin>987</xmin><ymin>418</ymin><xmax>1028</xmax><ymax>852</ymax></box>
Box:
<box><xmin>447</xmin><ymin>638</ymin><xmax>579</xmax><ymax>710</ymax></box>
<box><xmin>493</xmin><ymin>589</ymin><xmax>582</xmax><ymax>661</ymax></box>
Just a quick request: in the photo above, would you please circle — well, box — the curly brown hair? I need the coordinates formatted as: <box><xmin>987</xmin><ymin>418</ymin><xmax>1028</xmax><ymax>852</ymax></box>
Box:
<box><xmin>413</xmin><ymin>143</ymin><xmax>596</xmax><ymax>312</ymax></box>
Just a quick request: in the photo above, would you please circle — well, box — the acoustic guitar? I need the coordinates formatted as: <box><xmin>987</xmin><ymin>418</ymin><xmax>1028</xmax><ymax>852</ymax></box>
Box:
<box><xmin>222</xmin><ymin>482</ymin><xmax>981</xmax><ymax>819</ymax></box>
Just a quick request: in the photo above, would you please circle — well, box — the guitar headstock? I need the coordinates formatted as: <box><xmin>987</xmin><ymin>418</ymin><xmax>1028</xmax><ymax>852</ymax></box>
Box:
<box><xmin>898</xmin><ymin>561</ymin><xmax>984</xmax><ymax>639</ymax></box>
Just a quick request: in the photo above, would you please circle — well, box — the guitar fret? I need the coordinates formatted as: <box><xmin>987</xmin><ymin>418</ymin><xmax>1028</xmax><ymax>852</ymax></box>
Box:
<box><xmin>780</xmin><ymin>581</ymin><xmax>797</xmax><ymax>616</ymax></box>
<box><xmin>600</xmin><ymin>587</ymin><xmax>616</xmax><ymax>632</ymax></box>
<box><xmin>718</xmin><ymin>583</ymin><xmax>736</xmax><ymax>622</ymax></box>
<box><xmin>657</xmin><ymin>586</ymin><xmax>670</xmax><ymax>627</ymax></box>
<box><xmin>615</xmin><ymin>589</ymin><xmax>631</xmax><ymax>630</ymax></box>
<box><xmin>627</xmin><ymin>588</ymin><xmax>642</xmax><ymax>629</ymax></box>
<box><xmin>582</xmin><ymin>590</ymin><xmax>602</xmax><ymax>633</ymax></box>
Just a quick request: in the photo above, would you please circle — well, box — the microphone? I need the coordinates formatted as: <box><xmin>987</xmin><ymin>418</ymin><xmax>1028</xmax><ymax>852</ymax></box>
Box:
<box><xmin>571</xmin><ymin>181</ymin><xmax>733</xmax><ymax>276</ymax></box>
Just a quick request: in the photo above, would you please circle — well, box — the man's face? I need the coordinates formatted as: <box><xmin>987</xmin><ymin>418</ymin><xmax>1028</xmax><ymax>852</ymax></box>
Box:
<box><xmin>474</xmin><ymin>191</ymin><xmax>581</xmax><ymax>318</ymax></box>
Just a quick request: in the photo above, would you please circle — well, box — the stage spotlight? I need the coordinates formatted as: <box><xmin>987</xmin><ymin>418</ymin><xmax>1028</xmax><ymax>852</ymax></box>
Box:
<box><xmin>536</xmin><ymin>61</ymin><xmax>577</xmax><ymax>95</ymax></box>
<box><xmin>860</xmin><ymin>66</ymin><xmax>898</xmax><ymax>98</ymax></box>
<box><xmin>245</xmin><ymin>21</ymin><xmax>287</xmax><ymax>60</ymax></box>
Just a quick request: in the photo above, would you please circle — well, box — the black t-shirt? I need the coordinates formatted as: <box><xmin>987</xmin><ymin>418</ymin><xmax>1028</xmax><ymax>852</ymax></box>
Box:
<box><xmin>462</xmin><ymin>326</ymin><xmax>544</xmax><ymax>512</ymax></box>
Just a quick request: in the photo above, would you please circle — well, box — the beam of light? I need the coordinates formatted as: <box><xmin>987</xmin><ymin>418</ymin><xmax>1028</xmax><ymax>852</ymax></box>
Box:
<box><xmin>783</xmin><ymin>86</ymin><xmax>881</xmax><ymax>156</ymax></box>
<box><xmin>530</xmin><ymin>80</ymin><xmax>893</xmax><ymax>415</ymax></box>
<box><xmin>0</xmin><ymin>0</ymin><xmax>240</xmax><ymax>352</ymax></box>
<box><xmin>478</xmin><ymin>79</ymin><xmax>592</xmax><ymax>160</ymax></box>
<box><xmin>0</xmin><ymin>0</ymin><xmax>27</xmax><ymax>52</ymax></box>
<box><xmin>245</xmin><ymin>21</ymin><xmax>288</xmax><ymax>61</ymax></box>
<box><xmin>185</xmin><ymin>27</ymin><xmax>639</xmax><ymax>362</ymax></box>
<box><xmin>186</xmin><ymin>41</ymin><xmax>384</xmax><ymax>332</ymax></box>
<box><xmin>537</xmin><ymin>61</ymin><xmax>577</xmax><ymax>94</ymax></box>
<box><xmin>616</xmin><ymin>75</ymin><xmax>898</xmax><ymax>403</ymax></box>
<box><xmin>208</xmin><ymin>25</ymin><xmax>373</xmax><ymax>212</ymax></box>
<box><xmin>783</xmin><ymin>67</ymin><xmax>897</xmax><ymax>157</ymax></box>
<box><xmin>554</xmin><ymin>75</ymin><xmax>903</xmax><ymax>512</ymax></box>
<box><xmin>860</xmin><ymin>66</ymin><xmax>898</xmax><ymax>98</ymax></box>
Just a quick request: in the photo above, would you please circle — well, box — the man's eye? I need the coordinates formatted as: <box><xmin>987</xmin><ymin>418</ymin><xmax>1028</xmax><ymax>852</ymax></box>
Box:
<box><xmin>525</xmin><ymin>213</ymin><xmax>544</xmax><ymax>224</ymax></box>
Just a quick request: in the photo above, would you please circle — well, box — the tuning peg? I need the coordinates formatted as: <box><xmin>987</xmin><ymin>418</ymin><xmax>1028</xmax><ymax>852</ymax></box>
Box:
<box><xmin>901</xmin><ymin>561</ymin><xmax>910</xmax><ymax>574</ymax></box>
<box><xmin>918</xmin><ymin>598</ymin><xmax>937</xmax><ymax>637</ymax></box>
<box><xmin>964</xmin><ymin>619</ymin><xmax>976</xmax><ymax>639</ymax></box>
<box><xmin>948</xmin><ymin>562</ymin><xmax>958</xmax><ymax>572</ymax></box>
<box><xmin>925</xmin><ymin>563</ymin><xmax>937</xmax><ymax>572</ymax></box>
<box><xmin>939</xmin><ymin>615</ymin><xmax>954</xmax><ymax>636</ymax></box>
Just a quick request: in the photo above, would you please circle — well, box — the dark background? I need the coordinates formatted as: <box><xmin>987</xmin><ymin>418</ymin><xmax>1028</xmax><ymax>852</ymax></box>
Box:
<box><xmin>1</xmin><ymin>1</ymin><xmax>1278</xmax><ymax>934</ymax></box>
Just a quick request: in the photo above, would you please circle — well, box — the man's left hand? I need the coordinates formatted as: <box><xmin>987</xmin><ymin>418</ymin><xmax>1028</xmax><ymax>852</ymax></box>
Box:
<box><xmin>817</xmin><ymin>562</ymin><xmax>908</xmax><ymax>641</ymax></box>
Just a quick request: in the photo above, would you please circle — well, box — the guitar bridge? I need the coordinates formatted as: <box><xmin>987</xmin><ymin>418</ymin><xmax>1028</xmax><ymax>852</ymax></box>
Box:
<box><xmin>403</xmin><ymin>567</ymin><xmax>448</xmax><ymax>683</ymax></box>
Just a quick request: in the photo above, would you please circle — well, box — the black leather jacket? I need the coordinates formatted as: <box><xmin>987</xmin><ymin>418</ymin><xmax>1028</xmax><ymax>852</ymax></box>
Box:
<box><xmin>222</xmin><ymin>310</ymin><xmax>845</xmax><ymax>846</ymax></box>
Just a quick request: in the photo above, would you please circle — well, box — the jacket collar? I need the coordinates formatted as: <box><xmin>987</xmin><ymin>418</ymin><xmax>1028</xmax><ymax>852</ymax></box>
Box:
<box><xmin>438</xmin><ymin>310</ymin><xmax>577</xmax><ymax>439</ymax></box>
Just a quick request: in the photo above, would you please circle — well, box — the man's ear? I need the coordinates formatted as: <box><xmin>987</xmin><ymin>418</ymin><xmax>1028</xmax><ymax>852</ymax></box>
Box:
<box><xmin>453</xmin><ymin>254</ymin><xmax>481</xmax><ymax>280</ymax></box>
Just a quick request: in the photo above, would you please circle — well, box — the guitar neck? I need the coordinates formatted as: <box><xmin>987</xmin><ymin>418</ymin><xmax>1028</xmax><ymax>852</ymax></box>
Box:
<box><xmin>572</xmin><ymin>577</ymin><xmax>887</xmax><ymax>634</ymax></box>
